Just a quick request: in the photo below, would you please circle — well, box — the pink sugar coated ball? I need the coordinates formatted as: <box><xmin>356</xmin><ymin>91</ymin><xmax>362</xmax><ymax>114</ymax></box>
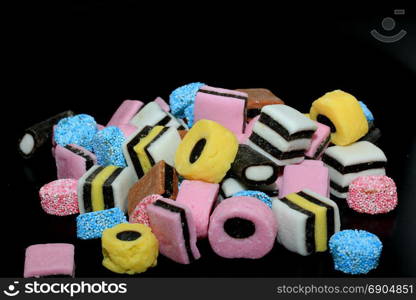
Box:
<box><xmin>129</xmin><ymin>194</ymin><xmax>162</xmax><ymax>226</ymax></box>
<box><xmin>347</xmin><ymin>175</ymin><xmax>398</xmax><ymax>215</ymax></box>
<box><xmin>39</xmin><ymin>179</ymin><xmax>79</xmax><ymax>216</ymax></box>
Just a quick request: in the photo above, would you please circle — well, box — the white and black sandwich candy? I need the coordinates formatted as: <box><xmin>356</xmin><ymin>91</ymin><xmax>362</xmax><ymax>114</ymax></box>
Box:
<box><xmin>322</xmin><ymin>141</ymin><xmax>387</xmax><ymax>199</ymax></box>
<box><xmin>247</xmin><ymin>105</ymin><xmax>317</xmax><ymax>166</ymax></box>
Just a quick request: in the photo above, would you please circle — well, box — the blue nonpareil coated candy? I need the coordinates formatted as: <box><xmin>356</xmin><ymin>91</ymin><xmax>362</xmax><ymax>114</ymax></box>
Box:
<box><xmin>184</xmin><ymin>104</ymin><xmax>195</xmax><ymax>128</ymax></box>
<box><xmin>359</xmin><ymin>101</ymin><xmax>374</xmax><ymax>123</ymax></box>
<box><xmin>54</xmin><ymin>114</ymin><xmax>98</xmax><ymax>151</ymax></box>
<box><xmin>76</xmin><ymin>208</ymin><xmax>127</xmax><ymax>240</ymax></box>
<box><xmin>231</xmin><ymin>190</ymin><xmax>273</xmax><ymax>208</ymax></box>
<box><xmin>329</xmin><ymin>229</ymin><xmax>382</xmax><ymax>275</ymax></box>
<box><xmin>169</xmin><ymin>82</ymin><xmax>205</xmax><ymax>120</ymax></box>
<box><xmin>91</xmin><ymin>126</ymin><xmax>126</xmax><ymax>167</ymax></box>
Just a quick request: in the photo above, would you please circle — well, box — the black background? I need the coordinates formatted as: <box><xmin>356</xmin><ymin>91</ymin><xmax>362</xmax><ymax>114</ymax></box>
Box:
<box><xmin>3</xmin><ymin>3</ymin><xmax>416</xmax><ymax>277</ymax></box>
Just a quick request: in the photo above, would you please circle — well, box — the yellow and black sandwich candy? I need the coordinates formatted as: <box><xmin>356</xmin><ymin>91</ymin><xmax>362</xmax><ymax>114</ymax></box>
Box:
<box><xmin>77</xmin><ymin>165</ymin><xmax>136</xmax><ymax>213</ymax></box>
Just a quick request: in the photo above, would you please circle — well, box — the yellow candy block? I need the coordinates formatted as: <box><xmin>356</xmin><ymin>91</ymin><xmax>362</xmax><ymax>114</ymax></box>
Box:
<box><xmin>174</xmin><ymin>119</ymin><xmax>238</xmax><ymax>183</ymax></box>
<box><xmin>133</xmin><ymin>126</ymin><xmax>164</xmax><ymax>174</ymax></box>
<box><xmin>91</xmin><ymin>165</ymin><xmax>118</xmax><ymax>211</ymax></box>
<box><xmin>309</xmin><ymin>90</ymin><xmax>368</xmax><ymax>146</ymax></box>
<box><xmin>102</xmin><ymin>223</ymin><xmax>158</xmax><ymax>274</ymax></box>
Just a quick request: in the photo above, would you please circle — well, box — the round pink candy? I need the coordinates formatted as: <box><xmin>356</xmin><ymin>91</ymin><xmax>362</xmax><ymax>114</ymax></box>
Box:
<box><xmin>39</xmin><ymin>179</ymin><xmax>79</xmax><ymax>216</ymax></box>
<box><xmin>347</xmin><ymin>175</ymin><xmax>398</xmax><ymax>215</ymax></box>
<box><xmin>208</xmin><ymin>196</ymin><xmax>277</xmax><ymax>259</ymax></box>
<box><xmin>129</xmin><ymin>194</ymin><xmax>163</xmax><ymax>226</ymax></box>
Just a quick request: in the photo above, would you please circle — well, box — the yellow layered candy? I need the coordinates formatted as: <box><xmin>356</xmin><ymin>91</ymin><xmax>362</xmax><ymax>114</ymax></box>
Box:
<box><xmin>309</xmin><ymin>90</ymin><xmax>368</xmax><ymax>146</ymax></box>
<box><xmin>91</xmin><ymin>165</ymin><xmax>118</xmax><ymax>211</ymax></box>
<box><xmin>133</xmin><ymin>126</ymin><xmax>164</xmax><ymax>174</ymax></box>
<box><xmin>102</xmin><ymin>223</ymin><xmax>158</xmax><ymax>274</ymax></box>
<box><xmin>174</xmin><ymin>119</ymin><xmax>238</xmax><ymax>183</ymax></box>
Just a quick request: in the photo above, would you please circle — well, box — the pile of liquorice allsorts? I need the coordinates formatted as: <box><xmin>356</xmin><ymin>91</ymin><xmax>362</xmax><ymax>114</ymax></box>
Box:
<box><xmin>19</xmin><ymin>85</ymin><xmax>398</xmax><ymax>277</ymax></box>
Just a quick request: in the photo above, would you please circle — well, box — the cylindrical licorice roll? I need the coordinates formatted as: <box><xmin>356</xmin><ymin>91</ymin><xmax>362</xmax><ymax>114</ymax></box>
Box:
<box><xmin>208</xmin><ymin>196</ymin><xmax>277</xmax><ymax>259</ymax></box>
<box><xmin>102</xmin><ymin>223</ymin><xmax>159</xmax><ymax>274</ymax></box>
<box><xmin>230</xmin><ymin>144</ymin><xmax>279</xmax><ymax>186</ymax></box>
<box><xmin>18</xmin><ymin>110</ymin><xmax>74</xmax><ymax>158</ymax></box>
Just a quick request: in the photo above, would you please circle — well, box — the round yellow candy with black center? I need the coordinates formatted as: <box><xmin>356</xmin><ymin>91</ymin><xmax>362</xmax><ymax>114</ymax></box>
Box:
<box><xmin>174</xmin><ymin>119</ymin><xmax>238</xmax><ymax>183</ymax></box>
<box><xmin>309</xmin><ymin>90</ymin><xmax>368</xmax><ymax>146</ymax></box>
<box><xmin>102</xmin><ymin>223</ymin><xmax>158</xmax><ymax>274</ymax></box>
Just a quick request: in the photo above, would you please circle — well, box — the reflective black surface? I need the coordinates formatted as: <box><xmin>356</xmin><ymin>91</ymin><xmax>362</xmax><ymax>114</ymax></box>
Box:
<box><xmin>3</xmin><ymin>4</ymin><xmax>416</xmax><ymax>277</ymax></box>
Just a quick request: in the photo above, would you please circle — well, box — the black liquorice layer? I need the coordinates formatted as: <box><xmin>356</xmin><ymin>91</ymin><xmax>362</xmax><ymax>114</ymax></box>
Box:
<box><xmin>259</xmin><ymin>113</ymin><xmax>315</xmax><ymax>141</ymax></box>
<box><xmin>65</xmin><ymin>145</ymin><xmax>95</xmax><ymax>170</ymax></box>
<box><xmin>322</xmin><ymin>154</ymin><xmax>386</xmax><ymax>175</ymax></box>
<box><xmin>82</xmin><ymin>166</ymin><xmax>105</xmax><ymax>212</ymax></box>
<box><xmin>102</xmin><ymin>167</ymin><xmax>124</xmax><ymax>209</ymax></box>
<box><xmin>280</xmin><ymin>197</ymin><xmax>316</xmax><ymax>254</ymax></box>
<box><xmin>312</xmin><ymin>134</ymin><xmax>332</xmax><ymax>160</ymax></box>
<box><xmin>249</xmin><ymin>133</ymin><xmax>305</xmax><ymax>160</ymax></box>
<box><xmin>127</xmin><ymin>126</ymin><xmax>152</xmax><ymax>178</ymax></box>
<box><xmin>155</xmin><ymin>115</ymin><xmax>172</xmax><ymax>126</ymax></box>
<box><xmin>154</xmin><ymin>200</ymin><xmax>194</xmax><ymax>262</ymax></box>
<box><xmin>316</xmin><ymin>114</ymin><xmax>336</xmax><ymax>133</ymax></box>
<box><xmin>298</xmin><ymin>191</ymin><xmax>335</xmax><ymax>239</ymax></box>
<box><xmin>162</xmin><ymin>163</ymin><xmax>174</xmax><ymax>198</ymax></box>
<box><xmin>144</xmin><ymin>127</ymin><xmax>170</xmax><ymax>166</ymax></box>
<box><xmin>330</xmin><ymin>181</ymin><xmax>349</xmax><ymax>193</ymax></box>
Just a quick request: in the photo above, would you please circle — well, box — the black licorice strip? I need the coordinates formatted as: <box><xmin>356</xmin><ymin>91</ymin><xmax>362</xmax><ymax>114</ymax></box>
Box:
<box><xmin>18</xmin><ymin>110</ymin><xmax>74</xmax><ymax>158</ymax></box>
<box><xmin>162</xmin><ymin>164</ymin><xmax>174</xmax><ymax>198</ymax></box>
<box><xmin>330</xmin><ymin>181</ymin><xmax>349</xmax><ymax>193</ymax></box>
<box><xmin>249</xmin><ymin>133</ymin><xmax>305</xmax><ymax>160</ymax></box>
<box><xmin>127</xmin><ymin>126</ymin><xmax>152</xmax><ymax>178</ymax></box>
<box><xmin>144</xmin><ymin>127</ymin><xmax>170</xmax><ymax>166</ymax></box>
<box><xmin>65</xmin><ymin>145</ymin><xmax>95</xmax><ymax>170</ymax></box>
<box><xmin>298</xmin><ymin>191</ymin><xmax>335</xmax><ymax>239</ymax></box>
<box><xmin>153</xmin><ymin>200</ymin><xmax>195</xmax><ymax>262</ymax></box>
<box><xmin>155</xmin><ymin>115</ymin><xmax>172</xmax><ymax>126</ymax></box>
<box><xmin>322</xmin><ymin>154</ymin><xmax>386</xmax><ymax>175</ymax></box>
<box><xmin>280</xmin><ymin>198</ymin><xmax>315</xmax><ymax>254</ymax></box>
<box><xmin>312</xmin><ymin>134</ymin><xmax>332</xmax><ymax>160</ymax></box>
<box><xmin>198</xmin><ymin>89</ymin><xmax>248</xmax><ymax>100</ymax></box>
<box><xmin>316</xmin><ymin>114</ymin><xmax>336</xmax><ymax>133</ymax></box>
<box><xmin>247</xmin><ymin>108</ymin><xmax>261</xmax><ymax>119</ymax></box>
<box><xmin>259</xmin><ymin>113</ymin><xmax>315</xmax><ymax>141</ymax></box>
<box><xmin>83</xmin><ymin>166</ymin><xmax>105</xmax><ymax>212</ymax></box>
<box><xmin>102</xmin><ymin>167</ymin><xmax>123</xmax><ymax>209</ymax></box>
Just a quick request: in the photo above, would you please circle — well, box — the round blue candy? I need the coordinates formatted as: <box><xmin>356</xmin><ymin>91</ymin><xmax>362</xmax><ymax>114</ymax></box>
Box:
<box><xmin>91</xmin><ymin>126</ymin><xmax>126</xmax><ymax>167</ymax></box>
<box><xmin>359</xmin><ymin>101</ymin><xmax>374</xmax><ymax>123</ymax></box>
<box><xmin>232</xmin><ymin>190</ymin><xmax>273</xmax><ymax>208</ymax></box>
<box><xmin>329</xmin><ymin>229</ymin><xmax>382</xmax><ymax>275</ymax></box>
<box><xmin>169</xmin><ymin>82</ymin><xmax>205</xmax><ymax>119</ymax></box>
<box><xmin>54</xmin><ymin>114</ymin><xmax>97</xmax><ymax>151</ymax></box>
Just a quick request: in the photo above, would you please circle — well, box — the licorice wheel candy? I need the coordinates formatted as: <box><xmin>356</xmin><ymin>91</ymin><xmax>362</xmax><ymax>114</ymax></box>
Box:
<box><xmin>309</xmin><ymin>90</ymin><xmax>369</xmax><ymax>146</ymax></box>
<box><xmin>18</xmin><ymin>110</ymin><xmax>74</xmax><ymax>159</ymax></box>
<box><xmin>174</xmin><ymin>119</ymin><xmax>238</xmax><ymax>183</ymax></box>
<box><xmin>102</xmin><ymin>223</ymin><xmax>159</xmax><ymax>274</ymax></box>
<box><xmin>208</xmin><ymin>196</ymin><xmax>277</xmax><ymax>259</ymax></box>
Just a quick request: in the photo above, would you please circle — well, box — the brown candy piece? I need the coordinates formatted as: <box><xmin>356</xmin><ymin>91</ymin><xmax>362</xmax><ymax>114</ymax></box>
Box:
<box><xmin>178</xmin><ymin>130</ymin><xmax>188</xmax><ymax>139</ymax></box>
<box><xmin>127</xmin><ymin>160</ymin><xmax>178</xmax><ymax>215</ymax></box>
<box><xmin>236</xmin><ymin>88</ymin><xmax>284</xmax><ymax>120</ymax></box>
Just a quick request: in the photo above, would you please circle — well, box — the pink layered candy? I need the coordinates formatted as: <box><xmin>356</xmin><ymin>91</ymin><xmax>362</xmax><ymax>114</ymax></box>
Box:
<box><xmin>55</xmin><ymin>144</ymin><xmax>96</xmax><ymax>180</ymax></box>
<box><xmin>39</xmin><ymin>179</ymin><xmax>79</xmax><ymax>216</ymax></box>
<box><xmin>347</xmin><ymin>175</ymin><xmax>398</xmax><ymax>215</ymax></box>
<box><xmin>194</xmin><ymin>86</ymin><xmax>247</xmax><ymax>136</ymax></box>
<box><xmin>279</xmin><ymin>160</ymin><xmax>329</xmax><ymax>198</ymax></box>
<box><xmin>176</xmin><ymin>180</ymin><xmax>219</xmax><ymax>238</ymax></box>
<box><xmin>147</xmin><ymin>198</ymin><xmax>201</xmax><ymax>264</ymax></box>
<box><xmin>305</xmin><ymin>122</ymin><xmax>331</xmax><ymax>160</ymax></box>
<box><xmin>24</xmin><ymin>243</ymin><xmax>75</xmax><ymax>278</ymax></box>
<box><xmin>107</xmin><ymin>99</ymin><xmax>144</xmax><ymax>127</ymax></box>
<box><xmin>208</xmin><ymin>196</ymin><xmax>277</xmax><ymax>259</ymax></box>
<box><xmin>154</xmin><ymin>97</ymin><xmax>170</xmax><ymax>112</ymax></box>
<box><xmin>129</xmin><ymin>194</ymin><xmax>163</xmax><ymax>226</ymax></box>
